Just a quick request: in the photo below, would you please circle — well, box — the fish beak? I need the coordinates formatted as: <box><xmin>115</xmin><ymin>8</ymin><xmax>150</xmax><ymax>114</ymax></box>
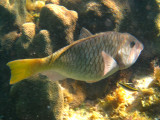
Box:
<box><xmin>139</xmin><ymin>42</ymin><xmax>144</xmax><ymax>51</ymax></box>
<box><xmin>137</xmin><ymin>43</ymin><xmax>144</xmax><ymax>58</ymax></box>
<box><xmin>129</xmin><ymin>42</ymin><xmax>144</xmax><ymax>66</ymax></box>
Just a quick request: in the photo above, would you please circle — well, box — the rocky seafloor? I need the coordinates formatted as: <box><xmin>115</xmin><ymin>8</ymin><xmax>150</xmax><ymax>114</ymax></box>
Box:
<box><xmin>0</xmin><ymin>0</ymin><xmax>160</xmax><ymax>120</ymax></box>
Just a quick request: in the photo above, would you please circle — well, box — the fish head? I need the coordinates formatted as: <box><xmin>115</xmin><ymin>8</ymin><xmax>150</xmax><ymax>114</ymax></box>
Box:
<box><xmin>117</xmin><ymin>33</ymin><xmax>144</xmax><ymax>70</ymax></box>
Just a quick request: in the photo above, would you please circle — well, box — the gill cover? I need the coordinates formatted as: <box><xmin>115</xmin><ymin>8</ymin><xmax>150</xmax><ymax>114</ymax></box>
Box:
<box><xmin>117</xmin><ymin>33</ymin><xmax>143</xmax><ymax>70</ymax></box>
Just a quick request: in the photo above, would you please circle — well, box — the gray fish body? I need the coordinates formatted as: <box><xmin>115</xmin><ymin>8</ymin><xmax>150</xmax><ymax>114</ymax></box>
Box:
<box><xmin>49</xmin><ymin>29</ymin><xmax>144</xmax><ymax>83</ymax></box>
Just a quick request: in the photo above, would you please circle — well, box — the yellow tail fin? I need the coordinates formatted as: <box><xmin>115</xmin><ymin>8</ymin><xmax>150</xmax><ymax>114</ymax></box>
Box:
<box><xmin>7</xmin><ymin>58</ymin><xmax>48</xmax><ymax>84</ymax></box>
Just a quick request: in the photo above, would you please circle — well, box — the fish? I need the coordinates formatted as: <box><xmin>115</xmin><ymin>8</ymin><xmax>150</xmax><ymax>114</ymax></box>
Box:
<box><xmin>118</xmin><ymin>82</ymin><xmax>138</xmax><ymax>92</ymax></box>
<box><xmin>7</xmin><ymin>28</ymin><xmax>144</xmax><ymax>84</ymax></box>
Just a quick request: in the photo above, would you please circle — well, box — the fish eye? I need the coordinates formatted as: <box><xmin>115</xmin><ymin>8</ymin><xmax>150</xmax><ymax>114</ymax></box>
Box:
<box><xmin>130</xmin><ymin>41</ymin><xmax>135</xmax><ymax>48</ymax></box>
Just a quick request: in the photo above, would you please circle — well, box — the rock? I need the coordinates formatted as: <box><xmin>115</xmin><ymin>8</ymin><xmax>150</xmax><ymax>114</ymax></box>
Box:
<box><xmin>15</xmin><ymin>23</ymin><xmax>53</xmax><ymax>58</ymax></box>
<box><xmin>0</xmin><ymin>0</ymin><xmax>26</xmax><ymax>34</ymax></box>
<box><xmin>0</xmin><ymin>0</ymin><xmax>10</xmax><ymax>9</ymax></box>
<box><xmin>0</xmin><ymin>0</ymin><xmax>27</xmax><ymax>54</ymax></box>
<box><xmin>29</xmin><ymin>30</ymin><xmax>53</xmax><ymax>57</ymax></box>
<box><xmin>118</xmin><ymin>0</ymin><xmax>160</xmax><ymax>60</ymax></box>
<box><xmin>21</xmin><ymin>22</ymin><xmax>36</xmax><ymax>40</ymax></box>
<box><xmin>1</xmin><ymin>0</ymin><xmax>160</xmax><ymax>119</ymax></box>
<box><xmin>60</xmin><ymin>0</ymin><xmax>130</xmax><ymax>34</ymax></box>
<box><xmin>47</xmin><ymin>0</ymin><xmax>60</xmax><ymax>4</ymax></box>
<box><xmin>0</xmin><ymin>31</ymin><xmax>20</xmax><ymax>52</ymax></box>
<box><xmin>13</xmin><ymin>0</ymin><xmax>27</xmax><ymax>26</ymax></box>
<box><xmin>26</xmin><ymin>0</ymin><xmax>46</xmax><ymax>12</ymax></box>
<box><xmin>0</xmin><ymin>0</ymin><xmax>27</xmax><ymax>56</ymax></box>
<box><xmin>39</xmin><ymin>4</ymin><xmax>78</xmax><ymax>51</ymax></box>
<box><xmin>15</xmin><ymin>22</ymin><xmax>36</xmax><ymax>58</ymax></box>
<box><xmin>9</xmin><ymin>75</ymin><xmax>64</xmax><ymax>120</ymax></box>
<box><xmin>60</xmin><ymin>79</ymin><xmax>86</xmax><ymax>108</ymax></box>
<box><xmin>84</xmin><ymin>73</ymin><xmax>119</xmax><ymax>100</ymax></box>
<box><xmin>0</xmin><ymin>0</ymin><xmax>27</xmax><ymax>116</ymax></box>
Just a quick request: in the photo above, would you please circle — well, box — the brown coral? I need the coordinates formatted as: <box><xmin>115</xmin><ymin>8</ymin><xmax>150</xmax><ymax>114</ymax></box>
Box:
<box><xmin>101</xmin><ymin>0</ymin><xmax>123</xmax><ymax>23</ymax></box>
<box><xmin>39</xmin><ymin>4</ymin><xmax>78</xmax><ymax>51</ymax></box>
<box><xmin>154</xmin><ymin>66</ymin><xmax>160</xmax><ymax>83</ymax></box>
<box><xmin>15</xmin><ymin>22</ymin><xmax>54</xmax><ymax>58</ymax></box>
<box><xmin>29</xmin><ymin>30</ymin><xmax>53</xmax><ymax>57</ymax></box>
<box><xmin>60</xmin><ymin>79</ymin><xmax>86</xmax><ymax>108</ymax></box>
<box><xmin>15</xmin><ymin>22</ymin><xmax>36</xmax><ymax>57</ymax></box>
<box><xmin>47</xmin><ymin>0</ymin><xmax>60</xmax><ymax>4</ymax></box>
<box><xmin>9</xmin><ymin>75</ymin><xmax>64</xmax><ymax>120</ymax></box>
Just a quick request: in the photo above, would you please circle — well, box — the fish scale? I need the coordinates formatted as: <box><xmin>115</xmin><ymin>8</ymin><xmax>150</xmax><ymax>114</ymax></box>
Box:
<box><xmin>50</xmin><ymin>32</ymin><xmax>131</xmax><ymax>82</ymax></box>
<box><xmin>7</xmin><ymin>28</ymin><xmax>143</xmax><ymax>84</ymax></box>
<box><xmin>52</xmin><ymin>33</ymin><xmax>119</xmax><ymax>81</ymax></box>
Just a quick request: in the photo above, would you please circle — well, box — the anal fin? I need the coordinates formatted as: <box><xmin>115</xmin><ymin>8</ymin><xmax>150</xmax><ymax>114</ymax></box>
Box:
<box><xmin>41</xmin><ymin>70</ymin><xmax>66</xmax><ymax>81</ymax></box>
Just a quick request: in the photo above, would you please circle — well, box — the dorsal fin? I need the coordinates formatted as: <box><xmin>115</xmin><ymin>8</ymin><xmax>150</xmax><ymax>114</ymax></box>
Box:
<box><xmin>49</xmin><ymin>31</ymin><xmax>98</xmax><ymax>64</ymax></box>
<box><xmin>79</xmin><ymin>27</ymin><xmax>93</xmax><ymax>39</ymax></box>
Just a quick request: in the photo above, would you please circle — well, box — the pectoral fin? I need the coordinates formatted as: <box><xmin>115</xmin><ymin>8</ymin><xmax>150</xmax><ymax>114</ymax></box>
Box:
<box><xmin>79</xmin><ymin>27</ymin><xmax>93</xmax><ymax>39</ymax></box>
<box><xmin>101</xmin><ymin>51</ymin><xmax>118</xmax><ymax>76</ymax></box>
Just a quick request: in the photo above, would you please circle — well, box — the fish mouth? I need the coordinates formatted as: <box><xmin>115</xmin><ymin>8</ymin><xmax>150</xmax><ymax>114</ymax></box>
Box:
<box><xmin>133</xmin><ymin>45</ymin><xmax>143</xmax><ymax>63</ymax></box>
<box><xmin>129</xmin><ymin>43</ymin><xmax>143</xmax><ymax>66</ymax></box>
<box><xmin>139</xmin><ymin>42</ymin><xmax>144</xmax><ymax>51</ymax></box>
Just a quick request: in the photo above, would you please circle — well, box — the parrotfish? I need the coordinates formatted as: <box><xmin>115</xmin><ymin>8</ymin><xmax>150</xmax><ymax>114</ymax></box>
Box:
<box><xmin>7</xmin><ymin>28</ymin><xmax>144</xmax><ymax>84</ymax></box>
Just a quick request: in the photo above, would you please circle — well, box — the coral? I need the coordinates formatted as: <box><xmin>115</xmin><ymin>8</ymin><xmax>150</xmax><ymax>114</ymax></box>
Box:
<box><xmin>119</xmin><ymin>0</ymin><xmax>160</xmax><ymax>59</ymax></box>
<box><xmin>124</xmin><ymin>75</ymin><xmax>160</xmax><ymax>119</ymax></box>
<box><xmin>98</xmin><ymin>87</ymin><xmax>136</xmax><ymax>117</ymax></box>
<box><xmin>26</xmin><ymin>0</ymin><xmax>45</xmax><ymax>12</ymax></box>
<box><xmin>0</xmin><ymin>0</ymin><xmax>27</xmax><ymax>116</ymax></box>
<box><xmin>0</xmin><ymin>31</ymin><xmax>20</xmax><ymax>52</ymax></box>
<box><xmin>1</xmin><ymin>0</ymin><xmax>160</xmax><ymax>120</ymax></box>
<box><xmin>85</xmin><ymin>2</ymin><xmax>102</xmax><ymax>17</ymax></box>
<box><xmin>60</xmin><ymin>0</ymin><xmax>130</xmax><ymax>33</ymax></box>
<box><xmin>13</xmin><ymin>0</ymin><xmax>27</xmax><ymax>25</ymax></box>
<box><xmin>154</xmin><ymin>66</ymin><xmax>160</xmax><ymax>85</ymax></box>
<box><xmin>26</xmin><ymin>0</ymin><xmax>36</xmax><ymax>12</ymax></box>
<box><xmin>123</xmin><ymin>111</ymin><xmax>151</xmax><ymax>120</ymax></box>
<box><xmin>0</xmin><ymin>0</ymin><xmax>27</xmax><ymax>29</ymax></box>
<box><xmin>0</xmin><ymin>0</ymin><xmax>26</xmax><ymax>35</ymax></box>
<box><xmin>47</xmin><ymin>0</ymin><xmax>60</xmax><ymax>4</ymax></box>
<box><xmin>84</xmin><ymin>71</ymin><xmax>120</xmax><ymax>100</ymax></box>
<box><xmin>34</xmin><ymin>1</ymin><xmax>46</xmax><ymax>11</ymax></box>
<box><xmin>15</xmin><ymin>22</ymin><xmax>53</xmax><ymax>58</ymax></box>
<box><xmin>29</xmin><ymin>30</ymin><xmax>53</xmax><ymax>57</ymax></box>
<box><xmin>21</xmin><ymin>22</ymin><xmax>36</xmax><ymax>39</ymax></box>
<box><xmin>39</xmin><ymin>4</ymin><xmax>78</xmax><ymax>51</ymax></box>
<box><xmin>8</xmin><ymin>75</ymin><xmax>64</xmax><ymax>120</ymax></box>
<box><xmin>26</xmin><ymin>0</ymin><xmax>46</xmax><ymax>23</ymax></box>
<box><xmin>60</xmin><ymin>0</ymin><xmax>160</xmax><ymax>60</ymax></box>
<box><xmin>0</xmin><ymin>0</ymin><xmax>10</xmax><ymax>8</ymax></box>
<box><xmin>155</xmin><ymin>0</ymin><xmax>160</xmax><ymax>37</ymax></box>
<box><xmin>137</xmin><ymin>88</ymin><xmax>160</xmax><ymax>118</ymax></box>
<box><xmin>101</xmin><ymin>0</ymin><xmax>124</xmax><ymax>24</ymax></box>
<box><xmin>15</xmin><ymin>22</ymin><xmax>36</xmax><ymax>58</ymax></box>
<box><xmin>14</xmin><ymin>4</ymin><xmax>78</xmax><ymax>58</ymax></box>
<box><xmin>60</xmin><ymin>79</ymin><xmax>86</xmax><ymax>108</ymax></box>
<box><xmin>26</xmin><ymin>0</ymin><xmax>54</xmax><ymax>25</ymax></box>
<box><xmin>63</xmin><ymin>100</ymin><xmax>108</xmax><ymax>120</ymax></box>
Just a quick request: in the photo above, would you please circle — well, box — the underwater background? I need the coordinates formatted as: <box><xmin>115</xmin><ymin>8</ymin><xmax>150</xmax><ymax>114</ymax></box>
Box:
<box><xmin>0</xmin><ymin>0</ymin><xmax>160</xmax><ymax>120</ymax></box>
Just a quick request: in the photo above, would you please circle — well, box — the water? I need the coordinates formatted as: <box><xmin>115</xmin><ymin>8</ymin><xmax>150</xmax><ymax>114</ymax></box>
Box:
<box><xmin>0</xmin><ymin>0</ymin><xmax>160</xmax><ymax>120</ymax></box>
